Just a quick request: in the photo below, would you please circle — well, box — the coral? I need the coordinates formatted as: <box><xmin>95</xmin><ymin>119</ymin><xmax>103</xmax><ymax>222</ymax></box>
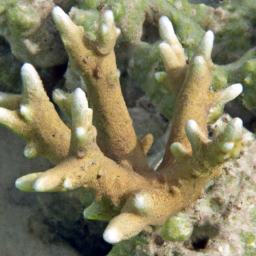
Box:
<box><xmin>207</xmin><ymin>0</ymin><xmax>256</xmax><ymax>64</ymax></box>
<box><xmin>70</xmin><ymin>0</ymin><xmax>256</xmax><ymax>60</ymax></box>
<box><xmin>0</xmin><ymin>0</ymin><xmax>68</xmax><ymax>67</ymax></box>
<box><xmin>2</xmin><ymin>0</ymin><xmax>256</xmax><ymax>115</ymax></box>
<box><xmin>0</xmin><ymin>5</ymin><xmax>245</xmax><ymax>246</ymax></box>
<box><xmin>70</xmin><ymin>0</ymin><xmax>256</xmax><ymax>119</ymax></box>
<box><xmin>0</xmin><ymin>64</ymin><xmax>70</xmax><ymax>164</ymax></box>
<box><xmin>107</xmin><ymin>119</ymin><xmax>256</xmax><ymax>255</ymax></box>
<box><xmin>227</xmin><ymin>56</ymin><xmax>256</xmax><ymax>110</ymax></box>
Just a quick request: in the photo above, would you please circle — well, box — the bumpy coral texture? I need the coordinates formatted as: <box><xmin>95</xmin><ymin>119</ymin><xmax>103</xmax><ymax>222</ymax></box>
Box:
<box><xmin>0</xmin><ymin>6</ymin><xmax>244</xmax><ymax>244</ymax></box>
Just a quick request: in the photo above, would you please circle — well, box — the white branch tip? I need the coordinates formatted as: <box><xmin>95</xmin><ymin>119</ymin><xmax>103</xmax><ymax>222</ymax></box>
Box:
<box><xmin>20</xmin><ymin>104</ymin><xmax>32</xmax><ymax>121</ymax></box>
<box><xmin>170</xmin><ymin>142</ymin><xmax>189</xmax><ymax>156</ymax></box>
<box><xmin>52</xmin><ymin>6</ymin><xmax>72</xmax><ymax>30</ymax></box>
<box><xmin>221</xmin><ymin>83</ymin><xmax>243</xmax><ymax>103</ymax></box>
<box><xmin>53</xmin><ymin>89</ymin><xmax>68</xmax><ymax>101</ymax></box>
<box><xmin>63</xmin><ymin>178</ymin><xmax>73</xmax><ymax>189</ymax></box>
<box><xmin>230</xmin><ymin>117</ymin><xmax>243</xmax><ymax>129</ymax></box>
<box><xmin>159</xmin><ymin>16</ymin><xmax>175</xmax><ymax>42</ymax></box>
<box><xmin>101</xmin><ymin>9</ymin><xmax>114</xmax><ymax>25</ymax></box>
<box><xmin>75</xmin><ymin>127</ymin><xmax>86</xmax><ymax>138</ymax></box>
<box><xmin>52</xmin><ymin>6</ymin><xmax>66</xmax><ymax>21</ymax></box>
<box><xmin>134</xmin><ymin>194</ymin><xmax>145</xmax><ymax>210</ymax></box>
<box><xmin>221</xmin><ymin>142</ymin><xmax>234</xmax><ymax>152</ymax></box>
<box><xmin>204</xmin><ymin>30</ymin><xmax>214</xmax><ymax>45</ymax></box>
<box><xmin>193</xmin><ymin>55</ymin><xmax>205</xmax><ymax>66</ymax></box>
<box><xmin>24</xmin><ymin>143</ymin><xmax>37</xmax><ymax>158</ymax></box>
<box><xmin>21</xmin><ymin>63</ymin><xmax>35</xmax><ymax>75</ymax></box>
<box><xmin>220</xmin><ymin>118</ymin><xmax>243</xmax><ymax>142</ymax></box>
<box><xmin>103</xmin><ymin>228</ymin><xmax>122</xmax><ymax>244</ymax></box>
<box><xmin>155</xmin><ymin>71</ymin><xmax>168</xmax><ymax>83</ymax></box>
<box><xmin>159</xmin><ymin>41</ymin><xmax>176</xmax><ymax>58</ymax></box>
<box><xmin>21</xmin><ymin>63</ymin><xmax>39</xmax><ymax>84</ymax></box>
<box><xmin>198</xmin><ymin>30</ymin><xmax>214</xmax><ymax>59</ymax></box>
<box><xmin>159</xmin><ymin>41</ymin><xmax>170</xmax><ymax>49</ymax></box>
<box><xmin>185</xmin><ymin>120</ymin><xmax>207</xmax><ymax>150</ymax></box>
<box><xmin>73</xmin><ymin>88</ymin><xmax>88</xmax><ymax>108</ymax></box>
<box><xmin>15</xmin><ymin>173</ymin><xmax>42</xmax><ymax>191</ymax></box>
<box><xmin>185</xmin><ymin>120</ymin><xmax>199</xmax><ymax>133</ymax></box>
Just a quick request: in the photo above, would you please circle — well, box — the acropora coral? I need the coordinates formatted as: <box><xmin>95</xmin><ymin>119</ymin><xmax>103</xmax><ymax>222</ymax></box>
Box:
<box><xmin>1</xmin><ymin>0</ymin><xmax>256</xmax><ymax>114</ymax></box>
<box><xmin>0</xmin><ymin>5</ymin><xmax>244</xmax><ymax>246</ymax></box>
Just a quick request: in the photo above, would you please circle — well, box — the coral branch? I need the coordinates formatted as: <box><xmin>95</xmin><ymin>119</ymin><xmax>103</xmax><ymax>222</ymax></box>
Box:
<box><xmin>53</xmin><ymin>6</ymin><xmax>148</xmax><ymax>173</ymax></box>
<box><xmin>69</xmin><ymin>88</ymin><xmax>96</xmax><ymax>156</ymax></box>
<box><xmin>208</xmin><ymin>83</ymin><xmax>243</xmax><ymax>123</ymax></box>
<box><xmin>52</xmin><ymin>89</ymin><xmax>73</xmax><ymax>118</ymax></box>
<box><xmin>0</xmin><ymin>92</ymin><xmax>22</xmax><ymax>110</ymax></box>
<box><xmin>158</xmin><ymin>16</ymin><xmax>187</xmax><ymax>95</ymax></box>
<box><xmin>0</xmin><ymin>63</ymin><xmax>70</xmax><ymax>163</ymax></box>
<box><xmin>159</xmin><ymin>31</ymin><xmax>213</xmax><ymax>168</ymax></box>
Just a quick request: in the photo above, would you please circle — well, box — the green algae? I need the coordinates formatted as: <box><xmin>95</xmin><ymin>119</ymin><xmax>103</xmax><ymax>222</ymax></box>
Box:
<box><xmin>240</xmin><ymin>231</ymin><xmax>256</xmax><ymax>256</ymax></box>
<box><xmin>161</xmin><ymin>214</ymin><xmax>194</xmax><ymax>242</ymax></box>
<box><xmin>6</xmin><ymin>4</ymin><xmax>40</xmax><ymax>35</ymax></box>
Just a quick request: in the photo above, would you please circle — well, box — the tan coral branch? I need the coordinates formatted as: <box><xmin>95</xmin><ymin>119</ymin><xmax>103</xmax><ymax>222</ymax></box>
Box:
<box><xmin>0</xmin><ymin>63</ymin><xmax>70</xmax><ymax>163</ymax></box>
<box><xmin>53</xmin><ymin>7</ymin><xmax>149</xmax><ymax>174</ymax></box>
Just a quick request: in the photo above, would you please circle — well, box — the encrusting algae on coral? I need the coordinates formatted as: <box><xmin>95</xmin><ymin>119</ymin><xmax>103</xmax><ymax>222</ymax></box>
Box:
<box><xmin>0</xmin><ymin>6</ymin><xmax>244</xmax><ymax>244</ymax></box>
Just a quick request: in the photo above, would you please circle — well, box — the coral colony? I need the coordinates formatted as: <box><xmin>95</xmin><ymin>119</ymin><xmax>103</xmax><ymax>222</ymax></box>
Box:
<box><xmin>0</xmin><ymin>7</ymin><xmax>243</xmax><ymax>244</ymax></box>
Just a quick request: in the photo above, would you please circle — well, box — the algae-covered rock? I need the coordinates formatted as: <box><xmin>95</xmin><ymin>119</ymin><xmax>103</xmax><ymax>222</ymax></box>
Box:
<box><xmin>1</xmin><ymin>0</ymin><xmax>67</xmax><ymax>67</ymax></box>
<box><xmin>109</xmin><ymin>120</ymin><xmax>256</xmax><ymax>256</ymax></box>
<box><xmin>228</xmin><ymin>57</ymin><xmax>256</xmax><ymax>110</ymax></box>
<box><xmin>161</xmin><ymin>214</ymin><xmax>194</xmax><ymax>242</ymax></box>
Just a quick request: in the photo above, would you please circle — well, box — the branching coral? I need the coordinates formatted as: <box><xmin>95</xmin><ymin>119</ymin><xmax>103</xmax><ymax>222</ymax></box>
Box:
<box><xmin>0</xmin><ymin>6</ymin><xmax>244</xmax><ymax>244</ymax></box>
<box><xmin>2</xmin><ymin>0</ymin><xmax>256</xmax><ymax>115</ymax></box>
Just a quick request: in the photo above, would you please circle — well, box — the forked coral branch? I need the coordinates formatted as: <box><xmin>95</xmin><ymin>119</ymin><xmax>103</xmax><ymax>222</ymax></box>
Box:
<box><xmin>0</xmin><ymin>7</ymin><xmax>244</xmax><ymax>244</ymax></box>
<box><xmin>52</xmin><ymin>7</ymin><xmax>149</xmax><ymax>174</ymax></box>
<box><xmin>0</xmin><ymin>63</ymin><xmax>70</xmax><ymax>163</ymax></box>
